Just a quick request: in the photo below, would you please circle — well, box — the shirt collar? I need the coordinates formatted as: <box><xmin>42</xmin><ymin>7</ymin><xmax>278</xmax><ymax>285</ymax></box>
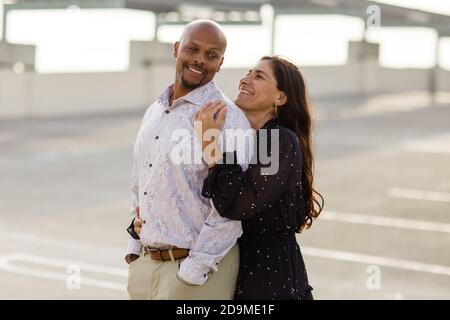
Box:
<box><xmin>181</xmin><ymin>80</ymin><xmax>217</xmax><ymax>106</ymax></box>
<box><xmin>158</xmin><ymin>80</ymin><xmax>218</xmax><ymax>109</ymax></box>
<box><xmin>158</xmin><ymin>85</ymin><xmax>173</xmax><ymax>107</ymax></box>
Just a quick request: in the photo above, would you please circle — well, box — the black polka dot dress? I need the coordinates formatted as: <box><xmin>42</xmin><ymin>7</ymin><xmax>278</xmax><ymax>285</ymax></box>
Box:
<box><xmin>202</xmin><ymin>119</ymin><xmax>314</xmax><ymax>300</ymax></box>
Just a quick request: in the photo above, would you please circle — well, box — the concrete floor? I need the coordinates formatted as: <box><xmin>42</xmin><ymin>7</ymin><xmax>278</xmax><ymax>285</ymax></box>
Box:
<box><xmin>0</xmin><ymin>91</ymin><xmax>449</xmax><ymax>299</ymax></box>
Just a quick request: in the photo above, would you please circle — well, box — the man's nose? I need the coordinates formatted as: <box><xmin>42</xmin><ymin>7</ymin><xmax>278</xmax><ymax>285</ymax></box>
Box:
<box><xmin>193</xmin><ymin>53</ymin><xmax>205</xmax><ymax>66</ymax></box>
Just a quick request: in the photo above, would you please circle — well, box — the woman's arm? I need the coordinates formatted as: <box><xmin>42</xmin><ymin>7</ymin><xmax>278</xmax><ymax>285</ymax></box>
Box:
<box><xmin>202</xmin><ymin>130</ymin><xmax>302</xmax><ymax>220</ymax></box>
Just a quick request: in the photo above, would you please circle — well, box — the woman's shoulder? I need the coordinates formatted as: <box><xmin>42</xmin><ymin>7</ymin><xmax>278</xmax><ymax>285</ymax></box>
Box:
<box><xmin>276</xmin><ymin>125</ymin><xmax>300</xmax><ymax>146</ymax></box>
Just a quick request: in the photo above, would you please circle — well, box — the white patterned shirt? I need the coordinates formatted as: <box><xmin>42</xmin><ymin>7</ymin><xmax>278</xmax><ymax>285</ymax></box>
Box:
<box><xmin>127</xmin><ymin>80</ymin><xmax>253</xmax><ymax>285</ymax></box>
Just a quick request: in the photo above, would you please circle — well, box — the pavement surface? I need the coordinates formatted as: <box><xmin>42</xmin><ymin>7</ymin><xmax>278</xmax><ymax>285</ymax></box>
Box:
<box><xmin>0</xmin><ymin>91</ymin><xmax>449</xmax><ymax>299</ymax></box>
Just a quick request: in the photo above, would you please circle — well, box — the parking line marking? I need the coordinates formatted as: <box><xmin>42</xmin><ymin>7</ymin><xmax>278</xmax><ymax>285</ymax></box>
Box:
<box><xmin>303</xmin><ymin>246</ymin><xmax>450</xmax><ymax>276</ymax></box>
<box><xmin>322</xmin><ymin>210</ymin><xmax>450</xmax><ymax>233</ymax></box>
<box><xmin>388</xmin><ymin>187</ymin><xmax>450</xmax><ymax>203</ymax></box>
<box><xmin>0</xmin><ymin>253</ymin><xmax>126</xmax><ymax>291</ymax></box>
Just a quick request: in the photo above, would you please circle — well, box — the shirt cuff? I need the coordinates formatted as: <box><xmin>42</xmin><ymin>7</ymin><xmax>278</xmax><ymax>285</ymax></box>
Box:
<box><xmin>177</xmin><ymin>256</ymin><xmax>213</xmax><ymax>286</ymax></box>
<box><xmin>127</xmin><ymin>238</ymin><xmax>142</xmax><ymax>256</ymax></box>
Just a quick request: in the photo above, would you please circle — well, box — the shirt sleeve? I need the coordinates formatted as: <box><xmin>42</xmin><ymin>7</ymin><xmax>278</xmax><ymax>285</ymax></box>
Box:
<box><xmin>202</xmin><ymin>129</ymin><xmax>302</xmax><ymax>221</ymax></box>
<box><xmin>177</xmin><ymin>212</ymin><xmax>242</xmax><ymax>285</ymax></box>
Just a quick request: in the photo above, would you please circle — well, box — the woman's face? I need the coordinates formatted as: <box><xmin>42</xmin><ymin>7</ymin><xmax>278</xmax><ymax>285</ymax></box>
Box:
<box><xmin>234</xmin><ymin>59</ymin><xmax>284</xmax><ymax>113</ymax></box>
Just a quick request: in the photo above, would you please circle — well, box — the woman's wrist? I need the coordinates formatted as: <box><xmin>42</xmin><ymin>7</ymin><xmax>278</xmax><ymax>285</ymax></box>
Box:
<box><xmin>202</xmin><ymin>141</ymin><xmax>223</xmax><ymax>168</ymax></box>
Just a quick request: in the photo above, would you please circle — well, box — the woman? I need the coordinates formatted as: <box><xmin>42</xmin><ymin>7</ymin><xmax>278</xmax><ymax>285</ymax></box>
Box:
<box><xmin>195</xmin><ymin>56</ymin><xmax>324</xmax><ymax>300</ymax></box>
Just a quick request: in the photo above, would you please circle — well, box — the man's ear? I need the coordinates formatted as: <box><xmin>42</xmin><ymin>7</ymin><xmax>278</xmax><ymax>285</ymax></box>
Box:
<box><xmin>173</xmin><ymin>41</ymin><xmax>180</xmax><ymax>59</ymax></box>
<box><xmin>276</xmin><ymin>92</ymin><xmax>287</xmax><ymax>106</ymax></box>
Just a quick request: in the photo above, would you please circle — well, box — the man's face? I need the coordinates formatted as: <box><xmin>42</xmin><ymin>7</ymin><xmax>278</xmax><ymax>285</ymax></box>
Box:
<box><xmin>173</xmin><ymin>26</ymin><xmax>225</xmax><ymax>90</ymax></box>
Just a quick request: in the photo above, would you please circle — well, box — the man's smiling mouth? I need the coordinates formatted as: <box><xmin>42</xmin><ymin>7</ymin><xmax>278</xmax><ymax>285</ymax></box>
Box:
<box><xmin>186</xmin><ymin>65</ymin><xmax>204</xmax><ymax>75</ymax></box>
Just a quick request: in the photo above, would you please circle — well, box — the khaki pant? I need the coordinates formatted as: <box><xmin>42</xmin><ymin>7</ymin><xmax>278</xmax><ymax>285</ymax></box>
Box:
<box><xmin>127</xmin><ymin>244</ymin><xmax>239</xmax><ymax>300</ymax></box>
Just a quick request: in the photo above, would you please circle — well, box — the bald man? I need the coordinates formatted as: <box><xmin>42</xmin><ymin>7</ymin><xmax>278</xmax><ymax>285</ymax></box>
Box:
<box><xmin>125</xmin><ymin>20</ymin><xmax>252</xmax><ymax>299</ymax></box>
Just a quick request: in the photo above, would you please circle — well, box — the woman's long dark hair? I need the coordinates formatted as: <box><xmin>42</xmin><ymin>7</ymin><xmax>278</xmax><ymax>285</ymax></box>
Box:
<box><xmin>262</xmin><ymin>56</ymin><xmax>324</xmax><ymax>232</ymax></box>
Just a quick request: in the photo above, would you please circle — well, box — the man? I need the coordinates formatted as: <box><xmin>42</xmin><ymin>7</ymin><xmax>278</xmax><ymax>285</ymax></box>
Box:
<box><xmin>125</xmin><ymin>19</ymin><xmax>252</xmax><ymax>300</ymax></box>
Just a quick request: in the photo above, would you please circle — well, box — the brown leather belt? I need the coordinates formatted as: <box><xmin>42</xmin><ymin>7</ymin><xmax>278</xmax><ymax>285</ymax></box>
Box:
<box><xmin>143</xmin><ymin>246</ymin><xmax>190</xmax><ymax>261</ymax></box>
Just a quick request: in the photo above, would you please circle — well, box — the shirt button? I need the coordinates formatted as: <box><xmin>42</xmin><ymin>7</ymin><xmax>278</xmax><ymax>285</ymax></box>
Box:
<box><xmin>203</xmin><ymin>274</ymin><xmax>207</xmax><ymax>278</ymax></box>
<box><xmin>143</xmin><ymin>220</ymin><xmax>146</xmax><ymax>224</ymax></box>
<box><xmin>165</xmin><ymin>110</ymin><xmax>170</xmax><ymax>114</ymax></box>
<box><xmin>155</xmin><ymin>136</ymin><xmax>159</xmax><ymax>140</ymax></box>
<box><xmin>144</xmin><ymin>192</ymin><xmax>147</xmax><ymax>195</ymax></box>
<box><xmin>149</xmin><ymin>164</ymin><xmax>152</xmax><ymax>167</ymax></box>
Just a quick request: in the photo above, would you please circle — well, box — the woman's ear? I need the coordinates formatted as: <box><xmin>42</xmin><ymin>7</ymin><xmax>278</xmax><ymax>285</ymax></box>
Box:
<box><xmin>276</xmin><ymin>92</ymin><xmax>287</xmax><ymax>107</ymax></box>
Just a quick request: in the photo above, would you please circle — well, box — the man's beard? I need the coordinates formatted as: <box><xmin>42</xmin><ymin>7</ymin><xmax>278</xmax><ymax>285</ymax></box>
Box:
<box><xmin>181</xmin><ymin>76</ymin><xmax>203</xmax><ymax>89</ymax></box>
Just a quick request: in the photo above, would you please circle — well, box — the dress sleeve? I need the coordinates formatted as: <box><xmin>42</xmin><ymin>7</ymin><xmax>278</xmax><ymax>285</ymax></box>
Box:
<box><xmin>202</xmin><ymin>130</ymin><xmax>302</xmax><ymax>220</ymax></box>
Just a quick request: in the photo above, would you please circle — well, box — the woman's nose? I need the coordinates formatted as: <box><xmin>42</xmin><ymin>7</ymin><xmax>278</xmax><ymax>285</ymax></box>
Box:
<box><xmin>239</xmin><ymin>76</ymin><xmax>249</xmax><ymax>86</ymax></box>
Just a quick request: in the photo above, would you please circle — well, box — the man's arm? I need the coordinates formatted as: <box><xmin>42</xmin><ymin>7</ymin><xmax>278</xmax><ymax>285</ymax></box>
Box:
<box><xmin>125</xmin><ymin>106</ymin><xmax>155</xmax><ymax>263</ymax></box>
<box><xmin>177</xmin><ymin>212</ymin><xmax>242</xmax><ymax>285</ymax></box>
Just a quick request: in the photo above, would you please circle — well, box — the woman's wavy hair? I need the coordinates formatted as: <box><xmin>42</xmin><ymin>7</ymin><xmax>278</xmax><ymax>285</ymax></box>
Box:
<box><xmin>261</xmin><ymin>56</ymin><xmax>324</xmax><ymax>232</ymax></box>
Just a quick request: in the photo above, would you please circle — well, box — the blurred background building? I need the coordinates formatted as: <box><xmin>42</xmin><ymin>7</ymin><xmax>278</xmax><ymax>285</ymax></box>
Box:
<box><xmin>0</xmin><ymin>0</ymin><xmax>449</xmax><ymax>300</ymax></box>
<box><xmin>1</xmin><ymin>0</ymin><xmax>450</xmax><ymax>118</ymax></box>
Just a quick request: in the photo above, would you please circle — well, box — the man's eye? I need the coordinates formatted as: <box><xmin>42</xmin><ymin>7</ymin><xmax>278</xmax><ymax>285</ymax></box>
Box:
<box><xmin>256</xmin><ymin>75</ymin><xmax>263</xmax><ymax>79</ymax></box>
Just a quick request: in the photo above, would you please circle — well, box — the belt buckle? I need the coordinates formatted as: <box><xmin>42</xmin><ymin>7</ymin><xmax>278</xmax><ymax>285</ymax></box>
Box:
<box><xmin>148</xmin><ymin>247</ymin><xmax>167</xmax><ymax>261</ymax></box>
<box><xmin>144</xmin><ymin>246</ymin><xmax>159</xmax><ymax>256</ymax></box>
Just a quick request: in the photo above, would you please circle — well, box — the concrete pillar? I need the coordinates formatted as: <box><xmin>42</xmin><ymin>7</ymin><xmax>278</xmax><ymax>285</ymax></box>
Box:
<box><xmin>129</xmin><ymin>40</ymin><xmax>175</xmax><ymax>103</ymax></box>
<box><xmin>429</xmin><ymin>35</ymin><xmax>442</xmax><ymax>105</ymax></box>
<box><xmin>348</xmin><ymin>40</ymin><xmax>380</xmax><ymax>96</ymax></box>
<box><xmin>348</xmin><ymin>40</ymin><xmax>379</xmax><ymax>64</ymax></box>
<box><xmin>129</xmin><ymin>40</ymin><xmax>173</xmax><ymax>69</ymax></box>
<box><xmin>0</xmin><ymin>41</ymin><xmax>36</xmax><ymax>71</ymax></box>
<box><xmin>260</xmin><ymin>4</ymin><xmax>274</xmax><ymax>55</ymax></box>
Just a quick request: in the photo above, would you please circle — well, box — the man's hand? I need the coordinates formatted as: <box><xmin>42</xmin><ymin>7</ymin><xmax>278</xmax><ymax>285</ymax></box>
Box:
<box><xmin>125</xmin><ymin>254</ymin><xmax>139</xmax><ymax>264</ymax></box>
<box><xmin>125</xmin><ymin>206</ymin><xmax>142</xmax><ymax>264</ymax></box>
<box><xmin>133</xmin><ymin>206</ymin><xmax>142</xmax><ymax>236</ymax></box>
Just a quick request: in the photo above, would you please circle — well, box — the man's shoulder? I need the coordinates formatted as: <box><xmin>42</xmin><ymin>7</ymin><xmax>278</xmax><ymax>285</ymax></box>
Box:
<box><xmin>209</xmin><ymin>90</ymin><xmax>249</xmax><ymax>129</ymax></box>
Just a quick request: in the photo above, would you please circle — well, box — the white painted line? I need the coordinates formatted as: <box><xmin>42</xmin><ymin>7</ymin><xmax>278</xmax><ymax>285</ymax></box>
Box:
<box><xmin>322</xmin><ymin>210</ymin><xmax>450</xmax><ymax>233</ymax></box>
<box><xmin>0</xmin><ymin>227</ymin><xmax>124</xmax><ymax>254</ymax></box>
<box><xmin>0</xmin><ymin>253</ymin><xmax>127</xmax><ymax>276</ymax></box>
<box><xmin>402</xmin><ymin>134</ymin><xmax>450</xmax><ymax>154</ymax></box>
<box><xmin>403</xmin><ymin>142</ymin><xmax>450</xmax><ymax>154</ymax></box>
<box><xmin>388</xmin><ymin>188</ymin><xmax>450</xmax><ymax>203</ymax></box>
<box><xmin>302</xmin><ymin>246</ymin><xmax>450</xmax><ymax>276</ymax></box>
<box><xmin>0</xmin><ymin>253</ymin><xmax>126</xmax><ymax>291</ymax></box>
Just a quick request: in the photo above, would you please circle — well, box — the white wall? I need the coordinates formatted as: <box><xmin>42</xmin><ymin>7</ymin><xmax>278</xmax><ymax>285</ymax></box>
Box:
<box><xmin>0</xmin><ymin>67</ymin><xmax>173</xmax><ymax>119</ymax></box>
<box><xmin>216</xmin><ymin>63</ymin><xmax>440</xmax><ymax>100</ymax></box>
<box><xmin>1</xmin><ymin>63</ymin><xmax>450</xmax><ymax>119</ymax></box>
<box><xmin>376</xmin><ymin>68</ymin><xmax>430</xmax><ymax>93</ymax></box>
